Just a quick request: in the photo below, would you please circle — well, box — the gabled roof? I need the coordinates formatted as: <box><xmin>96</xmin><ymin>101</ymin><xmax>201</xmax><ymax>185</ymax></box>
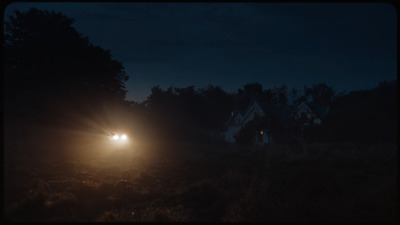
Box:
<box><xmin>239</xmin><ymin>100</ymin><xmax>297</xmax><ymax>123</ymax></box>
<box><xmin>241</xmin><ymin>100</ymin><xmax>265</xmax><ymax>123</ymax></box>
<box><xmin>225</xmin><ymin>111</ymin><xmax>243</xmax><ymax>126</ymax></box>
<box><xmin>225</xmin><ymin>99</ymin><xmax>329</xmax><ymax>127</ymax></box>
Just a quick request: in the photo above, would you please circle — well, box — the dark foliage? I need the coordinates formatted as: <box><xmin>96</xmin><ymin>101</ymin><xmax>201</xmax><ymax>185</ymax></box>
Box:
<box><xmin>235</xmin><ymin>83</ymin><xmax>289</xmax><ymax>111</ymax></box>
<box><xmin>319</xmin><ymin>80</ymin><xmax>397</xmax><ymax>143</ymax></box>
<box><xmin>304</xmin><ymin>83</ymin><xmax>335</xmax><ymax>106</ymax></box>
<box><xmin>142</xmin><ymin>79</ymin><xmax>396</xmax><ymax>145</ymax></box>
<box><xmin>143</xmin><ymin>85</ymin><xmax>235</xmax><ymax>143</ymax></box>
<box><xmin>4</xmin><ymin>8</ymin><xmax>129</xmax><ymax>125</ymax></box>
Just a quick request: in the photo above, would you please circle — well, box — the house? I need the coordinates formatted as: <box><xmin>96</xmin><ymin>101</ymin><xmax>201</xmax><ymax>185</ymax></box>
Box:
<box><xmin>294</xmin><ymin>102</ymin><xmax>329</xmax><ymax>126</ymax></box>
<box><xmin>223</xmin><ymin>111</ymin><xmax>245</xmax><ymax>143</ymax></box>
<box><xmin>223</xmin><ymin>99</ymin><xmax>329</xmax><ymax>144</ymax></box>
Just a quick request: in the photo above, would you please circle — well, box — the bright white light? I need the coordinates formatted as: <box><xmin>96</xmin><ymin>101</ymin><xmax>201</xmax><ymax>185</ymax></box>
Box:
<box><xmin>113</xmin><ymin>135</ymin><xmax>119</xmax><ymax>140</ymax></box>
<box><xmin>121</xmin><ymin>134</ymin><xmax>127</xmax><ymax>140</ymax></box>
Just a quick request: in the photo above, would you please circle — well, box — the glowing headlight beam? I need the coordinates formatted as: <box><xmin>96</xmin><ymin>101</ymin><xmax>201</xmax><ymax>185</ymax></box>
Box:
<box><xmin>111</xmin><ymin>133</ymin><xmax>128</xmax><ymax>142</ymax></box>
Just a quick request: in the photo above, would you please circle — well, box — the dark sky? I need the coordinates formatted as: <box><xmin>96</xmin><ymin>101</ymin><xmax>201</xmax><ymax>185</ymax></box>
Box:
<box><xmin>4</xmin><ymin>2</ymin><xmax>397</xmax><ymax>103</ymax></box>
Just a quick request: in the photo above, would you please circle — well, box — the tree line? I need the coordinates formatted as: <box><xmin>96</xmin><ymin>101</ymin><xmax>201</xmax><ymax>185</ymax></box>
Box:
<box><xmin>130</xmin><ymin>82</ymin><xmax>340</xmax><ymax>143</ymax></box>
<box><xmin>319</xmin><ymin>80</ymin><xmax>397</xmax><ymax>144</ymax></box>
<box><xmin>129</xmin><ymin>79</ymin><xmax>396</xmax><ymax>145</ymax></box>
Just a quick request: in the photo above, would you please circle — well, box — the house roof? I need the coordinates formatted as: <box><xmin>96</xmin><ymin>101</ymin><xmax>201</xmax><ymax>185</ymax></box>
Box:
<box><xmin>225</xmin><ymin>111</ymin><xmax>243</xmax><ymax>126</ymax></box>
<box><xmin>225</xmin><ymin>99</ymin><xmax>329</xmax><ymax>127</ymax></box>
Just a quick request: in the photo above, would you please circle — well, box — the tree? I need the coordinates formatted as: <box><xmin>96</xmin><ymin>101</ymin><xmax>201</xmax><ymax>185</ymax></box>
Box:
<box><xmin>4</xmin><ymin>8</ymin><xmax>129</xmax><ymax>121</ymax></box>
<box><xmin>236</xmin><ymin>82</ymin><xmax>268</xmax><ymax>110</ymax></box>
<box><xmin>146</xmin><ymin>86</ymin><xmax>168</xmax><ymax>109</ymax></box>
<box><xmin>265</xmin><ymin>85</ymin><xmax>288</xmax><ymax>104</ymax></box>
<box><xmin>273</xmin><ymin>85</ymin><xmax>288</xmax><ymax>104</ymax></box>
<box><xmin>199</xmin><ymin>85</ymin><xmax>235</xmax><ymax>131</ymax></box>
<box><xmin>304</xmin><ymin>83</ymin><xmax>335</xmax><ymax>106</ymax></box>
<box><xmin>243</xmin><ymin>82</ymin><xmax>263</xmax><ymax>97</ymax></box>
<box><xmin>318</xmin><ymin>80</ymin><xmax>396</xmax><ymax>143</ymax></box>
<box><xmin>289</xmin><ymin>88</ymin><xmax>306</xmax><ymax>105</ymax></box>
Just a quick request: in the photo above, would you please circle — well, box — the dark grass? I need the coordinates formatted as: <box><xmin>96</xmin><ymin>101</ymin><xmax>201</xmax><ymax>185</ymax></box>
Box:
<box><xmin>4</xmin><ymin>138</ymin><xmax>398</xmax><ymax>223</ymax></box>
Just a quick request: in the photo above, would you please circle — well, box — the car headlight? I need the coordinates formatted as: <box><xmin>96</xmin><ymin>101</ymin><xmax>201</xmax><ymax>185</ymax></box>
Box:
<box><xmin>111</xmin><ymin>133</ymin><xmax>127</xmax><ymax>141</ymax></box>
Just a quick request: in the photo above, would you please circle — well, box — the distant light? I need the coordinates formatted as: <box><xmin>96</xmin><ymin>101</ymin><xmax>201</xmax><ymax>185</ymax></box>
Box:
<box><xmin>121</xmin><ymin>134</ymin><xmax>127</xmax><ymax>140</ymax></box>
<box><xmin>113</xmin><ymin>135</ymin><xmax>119</xmax><ymax>140</ymax></box>
<box><xmin>260</xmin><ymin>130</ymin><xmax>263</xmax><ymax>135</ymax></box>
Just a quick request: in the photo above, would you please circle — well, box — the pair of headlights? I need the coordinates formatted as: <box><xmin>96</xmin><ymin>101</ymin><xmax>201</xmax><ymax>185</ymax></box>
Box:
<box><xmin>111</xmin><ymin>134</ymin><xmax>127</xmax><ymax>141</ymax></box>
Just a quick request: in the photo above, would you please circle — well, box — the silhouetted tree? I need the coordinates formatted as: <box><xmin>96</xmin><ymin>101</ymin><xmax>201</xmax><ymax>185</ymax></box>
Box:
<box><xmin>319</xmin><ymin>80</ymin><xmax>397</xmax><ymax>143</ymax></box>
<box><xmin>265</xmin><ymin>85</ymin><xmax>288</xmax><ymax>104</ymax></box>
<box><xmin>4</xmin><ymin>8</ymin><xmax>129</xmax><ymax>122</ymax></box>
<box><xmin>144</xmin><ymin>84</ymin><xmax>236</xmax><ymax>142</ymax></box>
<box><xmin>173</xmin><ymin>86</ymin><xmax>204</xmax><ymax>129</ymax></box>
<box><xmin>146</xmin><ymin>86</ymin><xmax>169</xmax><ymax>109</ymax></box>
<box><xmin>304</xmin><ymin>83</ymin><xmax>335</xmax><ymax>106</ymax></box>
<box><xmin>289</xmin><ymin>88</ymin><xmax>306</xmax><ymax>105</ymax></box>
<box><xmin>236</xmin><ymin>82</ymin><xmax>268</xmax><ymax>110</ymax></box>
<box><xmin>199</xmin><ymin>85</ymin><xmax>235</xmax><ymax>131</ymax></box>
<box><xmin>243</xmin><ymin>82</ymin><xmax>263</xmax><ymax>97</ymax></box>
<box><xmin>274</xmin><ymin>85</ymin><xmax>288</xmax><ymax>104</ymax></box>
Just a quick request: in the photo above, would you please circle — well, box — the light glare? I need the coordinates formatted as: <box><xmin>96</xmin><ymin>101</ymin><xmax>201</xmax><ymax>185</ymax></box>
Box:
<box><xmin>121</xmin><ymin>134</ymin><xmax>127</xmax><ymax>140</ymax></box>
<box><xmin>113</xmin><ymin>135</ymin><xmax>119</xmax><ymax>140</ymax></box>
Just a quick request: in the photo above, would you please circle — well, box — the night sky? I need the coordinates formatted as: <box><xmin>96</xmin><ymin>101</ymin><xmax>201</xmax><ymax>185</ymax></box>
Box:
<box><xmin>4</xmin><ymin>2</ymin><xmax>397</xmax><ymax>103</ymax></box>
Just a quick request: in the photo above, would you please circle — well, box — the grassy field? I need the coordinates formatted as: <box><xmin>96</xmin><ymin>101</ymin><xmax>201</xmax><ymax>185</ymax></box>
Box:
<box><xmin>3</xmin><ymin>137</ymin><xmax>398</xmax><ymax>223</ymax></box>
